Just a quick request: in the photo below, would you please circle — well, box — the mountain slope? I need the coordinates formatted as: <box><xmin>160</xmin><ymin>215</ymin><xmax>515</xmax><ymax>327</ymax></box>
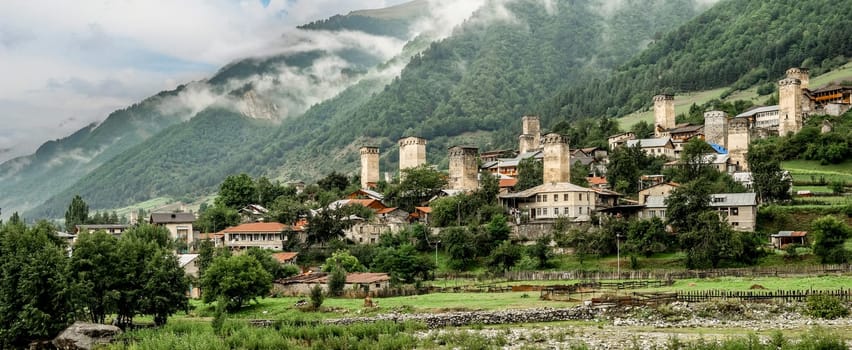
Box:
<box><xmin>540</xmin><ymin>0</ymin><xmax>852</xmax><ymax>120</ymax></box>
<box><xmin>26</xmin><ymin>0</ymin><xmax>705</xmax><ymax>218</ymax></box>
<box><xmin>3</xmin><ymin>4</ymin><xmax>427</xmax><ymax>218</ymax></box>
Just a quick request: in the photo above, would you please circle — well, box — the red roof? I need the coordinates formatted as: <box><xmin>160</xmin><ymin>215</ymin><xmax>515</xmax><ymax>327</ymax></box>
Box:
<box><xmin>197</xmin><ymin>233</ymin><xmax>224</xmax><ymax>240</ymax></box>
<box><xmin>271</xmin><ymin>252</ymin><xmax>299</xmax><ymax>263</ymax></box>
<box><xmin>588</xmin><ymin>176</ymin><xmax>608</xmax><ymax>185</ymax></box>
<box><xmin>376</xmin><ymin>207</ymin><xmax>398</xmax><ymax>215</ymax></box>
<box><xmin>345</xmin><ymin>272</ymin><xmax>390</xmax><ymax>284</ymax></box>
<box><xmin>499</xmin><ymin>178</ymin><xmax>518</xmax><ymax>188</ymax></box>
<box><xmin>221</xmin><ymin>222</ymin><xmax>287</xmax><ymax>233</ymax></box>
<box><xmin>348</xmin><ymin>199</ymin><xmax>387</xmax><ymax>210</ymax></box>
<box><xmin>415</xmin><ymin>206</ymin><xmax>432</xmax><ymax>213</ymax></box>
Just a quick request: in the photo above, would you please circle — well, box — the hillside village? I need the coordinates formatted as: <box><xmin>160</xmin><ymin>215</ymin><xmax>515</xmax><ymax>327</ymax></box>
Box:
<box><xmin>3</xmin><ymin>0</ymin><xmax>852</xmax><ymax>347</ymax></box>
<box><xmin>43</xmin><ymin>66</ymin><xmax>849</xmax><ymax>298</ymax></box>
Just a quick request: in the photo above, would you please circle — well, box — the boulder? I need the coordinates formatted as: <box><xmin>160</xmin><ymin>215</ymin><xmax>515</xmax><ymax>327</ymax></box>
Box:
<box><xmin>52</xmin><ymin>322</ymin><xmax>122</xmax><ymax>350</ymax></box>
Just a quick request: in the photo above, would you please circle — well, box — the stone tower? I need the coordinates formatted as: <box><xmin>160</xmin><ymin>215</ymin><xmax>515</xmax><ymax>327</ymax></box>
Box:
<box><xmin>727</xmin><ymin>118</ymin><xmax>751</xmax><ymax>171</ymax></box>
<box><xmin>703</xmin><ymin>111</ymin><xmax>729</xmax><ymax>149</ymax></box>
<box><xmin>518</xmin><ymin>115</ymin><xmax>541</xmax><ymax>153</ymax></box>
<box><xmin>786</xmin><ymin>67</ymin><xmax>809</xmax><ymax>89</ymax></box>
<box><xmin>542</xmin><ymin>133</ymin><xmax>570</xmax><ymax>184</ymax></box>
<box><xmin>359</xmin><ymin>146</ymin><xmax>379</xmax><ymax>189</ymax></box>
<box><xmin>778</xmin><ymin>78</ymin><xmax>803</xmax><ymax>136</ymax></box>
<box><xmin>448</xmin><ymin>146</ymin><xmax>479</xmax><ymax>191</ymax></box>
<box><xmin>653</xmin><ymin>94</ymin><xmax>675</xmax><ymax>138</ymax></box>
<box><xmin>398</xmin><ymin>136</ymin><xmax>427</xmax><ymax>174</ymax></box>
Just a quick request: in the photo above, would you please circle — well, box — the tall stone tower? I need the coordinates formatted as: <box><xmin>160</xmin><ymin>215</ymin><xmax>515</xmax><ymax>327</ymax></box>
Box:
<box><xmin>778</xmin><ymin>78</ymin><xmax>803</xmax><ymax>136</ymax></box>
<box><xmin>448</xmin><ymin>146</ymin><xmax>479</xmax><ymax>191</ymax></box>
<box><xmin>703</xmin><ymin>111</ymin><xmax>729</xmax><ymax>148</ymax></box>
<box><xmin>786</xmin><ymin>67</ymin><xmax>809</xmax><ymax>89</ymax></box>
<box><xmin>727</xmin><ymin>118</ymin><xmax>751</xmax><ymax>171</ymax></box>
<box><xmin>359</xmin><ymin>146</ymin><xmax>379</xmax><ymax>189</ymax></box>
<box><xmin>542</xmin><ymin>133</ymin><xmax>570</xmax><ymax>184</ymax></box>
<box><xmin>518</xmin><ymin>115</ymin><xmax>541</xmax><ymax>153</ymax></box>
<box><xmin>398</xmin><ymin>136</ymin><xmax>427</xmax><ymax>174</ymax></box>
<box><xmin>653</xmin><ymin>94</ymin><xmax>675</xmax><ymax>138</ymax></box>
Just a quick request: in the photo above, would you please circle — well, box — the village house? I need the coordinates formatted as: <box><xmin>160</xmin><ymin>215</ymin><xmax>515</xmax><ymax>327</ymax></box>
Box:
<box><xmin>221</xmin><ymin>222</ymin><xmax>289</xmax><ymax>250</ymax></box>
<box><xmin>637</xmin><ymin>182</ymin><xmax>680</xmax><ymax>205</ymax></box>
<box><xmin>149</xmin><ymin>212</ymin><xmax>196</xmax><ymax>247</ymax></box>
<box><xmin>608</xmin><ymin>132</ymin><xmax>636</xmax><ymax>150</ymax></box>
<box><xmin>663</xmin><ymin>153</ymin><xmax>736</xmax><ymax>174</ymax></box>
<box><xmin>178</xmin><ymin>254</ymin><xmax>201</xmax><ymax>299</ymax></box>
<box><xmin>239</xmin><ymin>204</ymin><xmax>269</xmax><ymax>222</ymax></box>
<box><xmin>75</xmin><ymin>224</ymin><xmax>131</xmax><ymax>238</ymax></box>
<box><xmin>710</xmin><ymin>192</ymin><xmax>758</xmax><ymax>232</ymax></box>
<box><xmin>326</xmin><ymin>199</ymin><xmax>408</xmax><ymax>244</ymax></box>
<box><xmin>271</xmin><ymin>252</ymin><xmax>299</xmax><ymax>265</ymax></box>
<box><xmin>626</xmin><ymin>138</ymin><xmax>676</xmax><ymax>159</ymax></box>
<box><xmin>274</xmin><ymin>272</ymin><xmax>391</xmax><ymax>296</ymax></box>
<box><xmin>501</xmin><ymin>182</ymin><xmax>598</xmax><ymax>221</ymax></box>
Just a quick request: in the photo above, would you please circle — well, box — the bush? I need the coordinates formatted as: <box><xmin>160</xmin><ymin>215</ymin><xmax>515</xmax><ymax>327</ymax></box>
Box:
<box><xmin>211</xmin><ymin>296</ymin><xmax>227</xmax><ymax>336</ymax></box>
<box><xmin>309</xmin><ymin>285</ymin><xmax>324</xmax><ymax>310</ymax></box>
<box><xmin>805</xmin><ymin>295</ymin><xmax>849</xmax><ymax>319</ymax></box>
<box><xmin>328</xmin><ymin>268</ymin><xmax>347</xmax><ymax>296</ymax></box>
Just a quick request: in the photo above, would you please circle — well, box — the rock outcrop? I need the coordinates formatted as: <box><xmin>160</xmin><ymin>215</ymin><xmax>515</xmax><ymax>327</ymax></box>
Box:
<box><xmin>52</xmin><ymin>322</ymin><xmax>122</xmax><ymax>350</ymax></box>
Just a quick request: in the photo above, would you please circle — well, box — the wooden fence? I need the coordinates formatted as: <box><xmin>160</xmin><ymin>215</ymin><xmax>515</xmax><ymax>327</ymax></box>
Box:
<box><xmin>437</xmin><ymin>264</ymin><xmax>852</xmax><ymax>282</ymax></box>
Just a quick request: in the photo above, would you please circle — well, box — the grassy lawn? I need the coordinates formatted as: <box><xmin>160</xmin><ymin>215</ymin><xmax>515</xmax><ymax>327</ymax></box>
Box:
<box><xmin>783</xmin><ymin>159</ymin><xmax>852</xmax><ymax>184</ymax></box>
<box><xmin>640</xmin><ymin>275</ymin><xmax>852</xmax><ymax>292</ymax></box>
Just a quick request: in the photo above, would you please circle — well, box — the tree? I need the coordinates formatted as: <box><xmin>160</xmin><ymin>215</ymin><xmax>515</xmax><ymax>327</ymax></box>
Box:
<box><xmin>665</xmin><ymin>181</ymin><xmax>712</xmax><ymax>232</ymax></box>
<box><xmin>196</xmin><ymin>239</ymin><xmax>216</xmax><ymax>277</ymax></box>
<box><xmin>246</xmin><ymin>247</ymin><xmax>284</xmax><ymax>280</ymax></box>
<box><xmin>624</xmin><ymin>217</ymin><xmax>668</xmax><ymax>257</ymax></box>
<box><xmin>671</xmin><ymin>138</ymin><xmax>716</xmax><ymax>183</ymax></box>
<box><xmin>748</xmin><ymin>140</ymin><xmax>791</xmax><ymax>203</ymax></box>
<box><xmin>309</xmin><ymin>285</ymin><xmax>324</xmax><ymax>310</ymax></box>
<box><xmin>373</xmin><ymin>244</ymin><xmax>434</xmax><ymax>284</ymax></box>
<box><xmin>201</xmin><ymin>254</ymin><xmax>273</xmax><ymax>311</ymax></box>
<box><xmin>678</xmin><ymin>211</ymin><xmax>742</xmax><ymax>269</ymax></box>
<box><xmin>139</xmin><ymin>249</ymin><xmax>189</xmax><ymax>326</ymax></box>
<box><xmin>526</xmin><ymin>236</ymin><xmax>554</xmax><ymax>269</ymax></box>
<box><xmin>516</xmin><ymin>157</ymin><xmax>543</xmax><ymax>191</ymax></box>
<box><xmin>216</xmin><ymin>173</ymin><xmax>257</xmax><ymax>209</ymax></box>
<box><xmin>70</xmin><ymin>231</ymin><xmax>120</xmax><ymax>324</ymax></box>
<box><xmin>327</xmin><ymin>267</ymin><xmax>347</xmax><ymax>296</ymax></box>
<box><xmin>386</xmin><ymin>165</ymin><xmax>448</xmax><ymax>212</ymax></box>
<box><xmin>322</xmin><ymin>250</ymin><xmax>365</xmax><ymax>273</ymax></box>
<box><xmin>65</xmin><ymin>194</ymin><xmax>89</xmax><ymax>232</ymax></box>
<box><xmin>485</xmin><ymin>215</ymin><xmax>511</xmax><ymax>243</ymax></box>
<box><xmin>570</xmin><ymin>161</ymin><xmax>590</xmax><ymax>187</ymax></box>
<box><xmin>441</xmin><ymin>227</ymin><xmax>477</xmax><ymax>271</ymax></box>
<box><xmin>607</xmin><ymin>146</ymin><xmax>642</xmax><ymax>194</ymax></box>
<box><xmin>0</xmin><ymin>222</ymin><xmax>75</xmax><ymax>347</ymax></box>
<box><xmin>317</xmin><ymin>171</ymin><xmax>350</xmax><ymax>193</ymax></box>
<box><xmin>196</xmin><ymin>205</ymin><xmax>240</xmax><ymax>233</ymax></box>
<box><xmin>269</xmin><ymin>197</ymin><xmax>309</xmax><ymax>225</ymax></box>
<box><xmin>487</xmin><ymin>240</ymin><xmax>522</xmax><ymax>272</ymax></box>
<box><xmin>811</xmin><ymin>216</ymin><xmax>851</xmax><ymax>264</ymax></box>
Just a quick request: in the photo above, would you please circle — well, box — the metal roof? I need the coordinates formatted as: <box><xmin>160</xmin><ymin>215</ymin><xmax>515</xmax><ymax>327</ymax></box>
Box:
<box><xmin>626</xmin><ymin>137</ymin><xmax>673</xmax><ymax>148</ymax></box>
<box><xmin>734</xmin><ymin>105</ymin><xmax>778</xmax><ymax>119</ymax></box>
<box><xmin>499</xmin><ymin>182</ymin><xmax>594</xmax><ymax>199</ymax></box>
<box><xmin>150</xmin><ymin>212</ymin><xmax>196</xmax><ymax>223</ymax></box>
<box><xmin>709</xmin><ymin>193</ymin><xmax>757</xmax><ymax>207</ymax></box>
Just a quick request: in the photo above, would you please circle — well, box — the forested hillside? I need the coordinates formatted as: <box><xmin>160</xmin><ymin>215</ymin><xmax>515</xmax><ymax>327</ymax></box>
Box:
<box><xmin>540</xmin><ymin>0</ymin><xmax>852</xmax><ymax>120</ymax></box>
<box><xmin>8</xmin><ymin>6</ymin><xmax>427</xmax><ymax>218</ymax></box>
<box><xmin>25</xmin><ymin>0</ymin><xmax>709</xmax><ymax>217</ymax></box>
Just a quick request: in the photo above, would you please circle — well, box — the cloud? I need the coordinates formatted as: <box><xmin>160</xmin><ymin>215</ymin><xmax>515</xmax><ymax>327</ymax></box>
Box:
<box><xmin>0</xmin><ymin>0</ymin><xmax>410</xmax><ymax>159</ymax></box>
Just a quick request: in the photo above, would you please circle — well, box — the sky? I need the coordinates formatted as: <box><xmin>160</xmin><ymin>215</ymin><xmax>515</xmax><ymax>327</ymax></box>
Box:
<box><xmin>0</xmin><ymin>0</ymin><xmax>409</xmax><ymax>162</ymax></box>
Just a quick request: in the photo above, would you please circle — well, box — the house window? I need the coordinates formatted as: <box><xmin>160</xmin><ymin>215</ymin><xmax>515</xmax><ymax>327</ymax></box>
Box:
<box><xmin>660</xmin><ymin>210</ymin><xmax>666</xmax><ymax>218</ymax></box>
<box><xmin>375</xmin><ymin>283</ymin><xmax>381</xmax><ymax>288</ymax></box>
<box><xmin>543</xmin><ymin>195</ymin><xmax>547</xmax><ymax>202</ymax></box>
<box><xmin>650</xmin><ymin>210</ymin><xmax>656</xmax><ymax>217</ymax></box>
<box><xmin>542</xmin><ymin>208</ymin><xmax>548</xmax><ymax>216</ymax></box>
<box><xmin>732</xmin><ymin>222</ymin><xmax>739</xmax><ymax>227</ymax></box>
<box><xmin>553</xmin><ymin>194</ymin><xmax>558</xmax><ymax>202</ymax></box>
<box><xmin>579</xmin><ymin>207</ymin><xmax>583</xmax><ymax>214</ymax></box>
<box><xmin>564</xmin><ymin>207</ymin><xmax>570</xmax><ymax>215</ymax></box>
<box><xmin>731</xmin><ymin>208</ymin><xmax>739</xmax><ymax>216</ymax></box>
<box><xmin>536</xmin><ymin>208</ymin><xmax>541</xmax><ymax>216</ymax></box>
<box><xmin>564</xmin><ymin>194</ymin><xmax>569</xmax><ymax>201</ymax></box>
<box><xmin>553</xmin><ymin>208</ymin><xmax>559</xmax><ymax>215</ymax></box>
<box><xmin>579</xmin><ymin>194</ymin><xmax>583</xmax><ymax>201</ymax></box>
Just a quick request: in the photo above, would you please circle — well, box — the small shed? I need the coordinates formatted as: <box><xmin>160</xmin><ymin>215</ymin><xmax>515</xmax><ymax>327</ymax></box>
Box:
<box><xmin>274</xmin><ymin>272</ymin><xmax>391</xmax><ymax>297</ymax></box>
<box><xmin>770</xmin><ymin>231</ymin><xmax>808</xmax><ymax>249</ymax></box>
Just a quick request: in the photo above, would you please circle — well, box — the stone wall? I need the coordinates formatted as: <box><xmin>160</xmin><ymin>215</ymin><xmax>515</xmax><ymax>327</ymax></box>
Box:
<box><xmin>326</xmin><ymin>307</ymin><xmax>595</xmax><ymax>328</ymax></box>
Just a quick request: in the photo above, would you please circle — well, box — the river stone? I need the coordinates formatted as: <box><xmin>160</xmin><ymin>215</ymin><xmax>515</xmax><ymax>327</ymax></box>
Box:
<box><xmin>52</xmin><ymin>322</ymin><xmax>122</xmax><ymax>350</ymax></box>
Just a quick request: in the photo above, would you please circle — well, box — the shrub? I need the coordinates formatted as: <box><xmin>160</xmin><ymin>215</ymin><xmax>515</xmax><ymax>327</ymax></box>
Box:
<box><xmin>309</xmin><ymin>284</ymin><xmax>324</xmax><ymax>310</ymax></box>
<box><xmin>211</xmin><ymin>296</ymin><xmax>227</xmax><ymax>336</ymax></box>
<box><xmin>805</xmin><ymin>294</ymin><xmax>849</xmax><ymax>319</ymax></box>
<box><xmin>328</xmin><ymin>267</ymin><xmax>347</xmax><ymax>296</ymax></box>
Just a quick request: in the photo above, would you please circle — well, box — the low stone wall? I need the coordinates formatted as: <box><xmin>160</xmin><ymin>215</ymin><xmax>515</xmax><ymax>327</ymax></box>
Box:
<box><xmin>325</xmin><ymin>307</ymin><xmax>595</xmax><ymax>328</ymax></box>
